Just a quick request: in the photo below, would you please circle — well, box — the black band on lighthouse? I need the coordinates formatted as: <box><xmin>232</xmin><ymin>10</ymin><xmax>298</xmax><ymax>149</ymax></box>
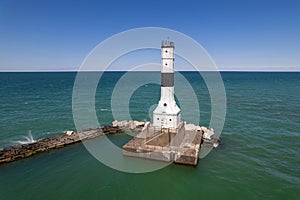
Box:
<box><xmin>161</xmin><ymin>73</ymin><xmax>174</xmax><ymax>87</ymax></box>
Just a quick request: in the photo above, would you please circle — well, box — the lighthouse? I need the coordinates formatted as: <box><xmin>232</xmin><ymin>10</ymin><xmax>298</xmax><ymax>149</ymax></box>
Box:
<box><xmin>153</xmin><ymin>40</ymin><xmax>181</xmax><ymax>128</ymax></box>
<box><xmin>122</xmin><ymin>39</ymin><xmax>217</xmax><ymax>166</ymax></box>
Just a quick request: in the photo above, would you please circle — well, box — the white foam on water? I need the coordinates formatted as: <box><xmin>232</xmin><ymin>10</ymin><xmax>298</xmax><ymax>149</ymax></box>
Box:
<box><xmin>13</xmin><ymin>131</ymin><xmax>36</xmax><ymax>145</ymax></box>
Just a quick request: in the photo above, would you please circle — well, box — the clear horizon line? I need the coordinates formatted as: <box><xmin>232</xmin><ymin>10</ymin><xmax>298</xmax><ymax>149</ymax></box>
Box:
<box><xmin>1</xmin><ymin>69</ymin><xmax>300</xmax><ymax>72</ymax></box>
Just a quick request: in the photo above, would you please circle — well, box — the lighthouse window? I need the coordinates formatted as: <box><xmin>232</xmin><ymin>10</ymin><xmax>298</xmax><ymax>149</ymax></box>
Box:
<box><xmin>157</xmin><ymin>118</ymin><xmax>159</xmax><ymax>120</ymax></box>
<box><xmin>169</xmin><ymin>119</ymin><xmax>172</xmax><ymax>121</ymax></box>
<box><xmin>164</xmin><ymin>103</ymin><xmax>167</xmax><ymax>106</ymax></box>
<box><xmin>165</xmin><ymin>50</ymin><xmax>168</xmax><ymax>53</ymax></box>
<box><xmin>165</xmin><ymin>63</ymin><xmax>167</xmax><ymax>66</ymax></box>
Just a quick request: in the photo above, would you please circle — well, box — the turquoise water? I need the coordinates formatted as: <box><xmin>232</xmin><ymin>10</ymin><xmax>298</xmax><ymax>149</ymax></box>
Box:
<box><xmin>0</xmin><ymin>72</ymin><xmax>299</xmax><ymax>199</ymax></box>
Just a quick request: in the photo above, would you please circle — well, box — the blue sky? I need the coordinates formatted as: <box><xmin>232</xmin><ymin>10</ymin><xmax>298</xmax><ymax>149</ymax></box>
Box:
<box><xmin>0</xmin><ymin>0</ymin><xmax>299</xmax><ymax>71</ymax></box>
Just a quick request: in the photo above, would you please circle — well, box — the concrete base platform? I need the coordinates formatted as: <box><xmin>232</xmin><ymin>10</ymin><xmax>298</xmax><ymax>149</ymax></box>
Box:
<box><xmin>122</xmin><ymin>122</ymin><xmax>203</xmax><ymax>166</ymax></box>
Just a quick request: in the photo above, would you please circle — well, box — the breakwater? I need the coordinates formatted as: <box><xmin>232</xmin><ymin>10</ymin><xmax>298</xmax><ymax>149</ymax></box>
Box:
<box><xmin>0</xmin><ymin>125</ymin><xmax>123</xmax><ymax>164</ymax></box>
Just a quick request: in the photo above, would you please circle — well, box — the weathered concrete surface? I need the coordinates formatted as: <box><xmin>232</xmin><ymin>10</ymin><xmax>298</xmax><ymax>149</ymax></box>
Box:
<box><xmin>122</xmin><ymin>121</ymin><xmax>208</xmax><ymax>166</ymax></box>
<box><xmin>0</xmin><ymin>126</ymin><xmax>123</xmax><ymax>164</ymax></box>
<box><xmin>123</xmin><ymin>130</ymin><xmax>202</xmax><ymax>165</ymax></box>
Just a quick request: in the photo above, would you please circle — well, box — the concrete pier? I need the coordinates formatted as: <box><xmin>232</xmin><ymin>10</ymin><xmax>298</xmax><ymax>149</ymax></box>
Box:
<box><xmin>121</xmin><ymin>121</ymin><xmax>217</xmax><ymax>166</ymax></box>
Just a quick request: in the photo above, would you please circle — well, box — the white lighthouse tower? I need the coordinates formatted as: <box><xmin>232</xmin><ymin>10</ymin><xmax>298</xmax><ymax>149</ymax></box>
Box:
<box><xmin>153</xmin><ymin>40</ymin><xmax>181</xmax><ymax>128</ymax></box>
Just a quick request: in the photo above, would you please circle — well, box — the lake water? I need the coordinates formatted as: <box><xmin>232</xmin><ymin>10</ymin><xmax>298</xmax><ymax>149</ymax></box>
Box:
<box><xmin>0</xmin><ymin>72</ymin><xmax>299</xmax><ymax>199</ymax></box>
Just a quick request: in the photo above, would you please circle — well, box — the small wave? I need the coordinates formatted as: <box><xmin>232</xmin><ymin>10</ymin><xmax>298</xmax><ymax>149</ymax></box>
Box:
<box><xmin>100</xmin><ymin>108</ymin><xmax>110</xmax><ymax>111</ymax></box>
<box><xmin>14</xmin><ymin>140</ymin><xmax>35</xmax><ymax>145</ymax></box>
<box><xmin>45</xmin><ymin>130</ymin><xmax>65</xmax><ymax>135</ymax></box>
